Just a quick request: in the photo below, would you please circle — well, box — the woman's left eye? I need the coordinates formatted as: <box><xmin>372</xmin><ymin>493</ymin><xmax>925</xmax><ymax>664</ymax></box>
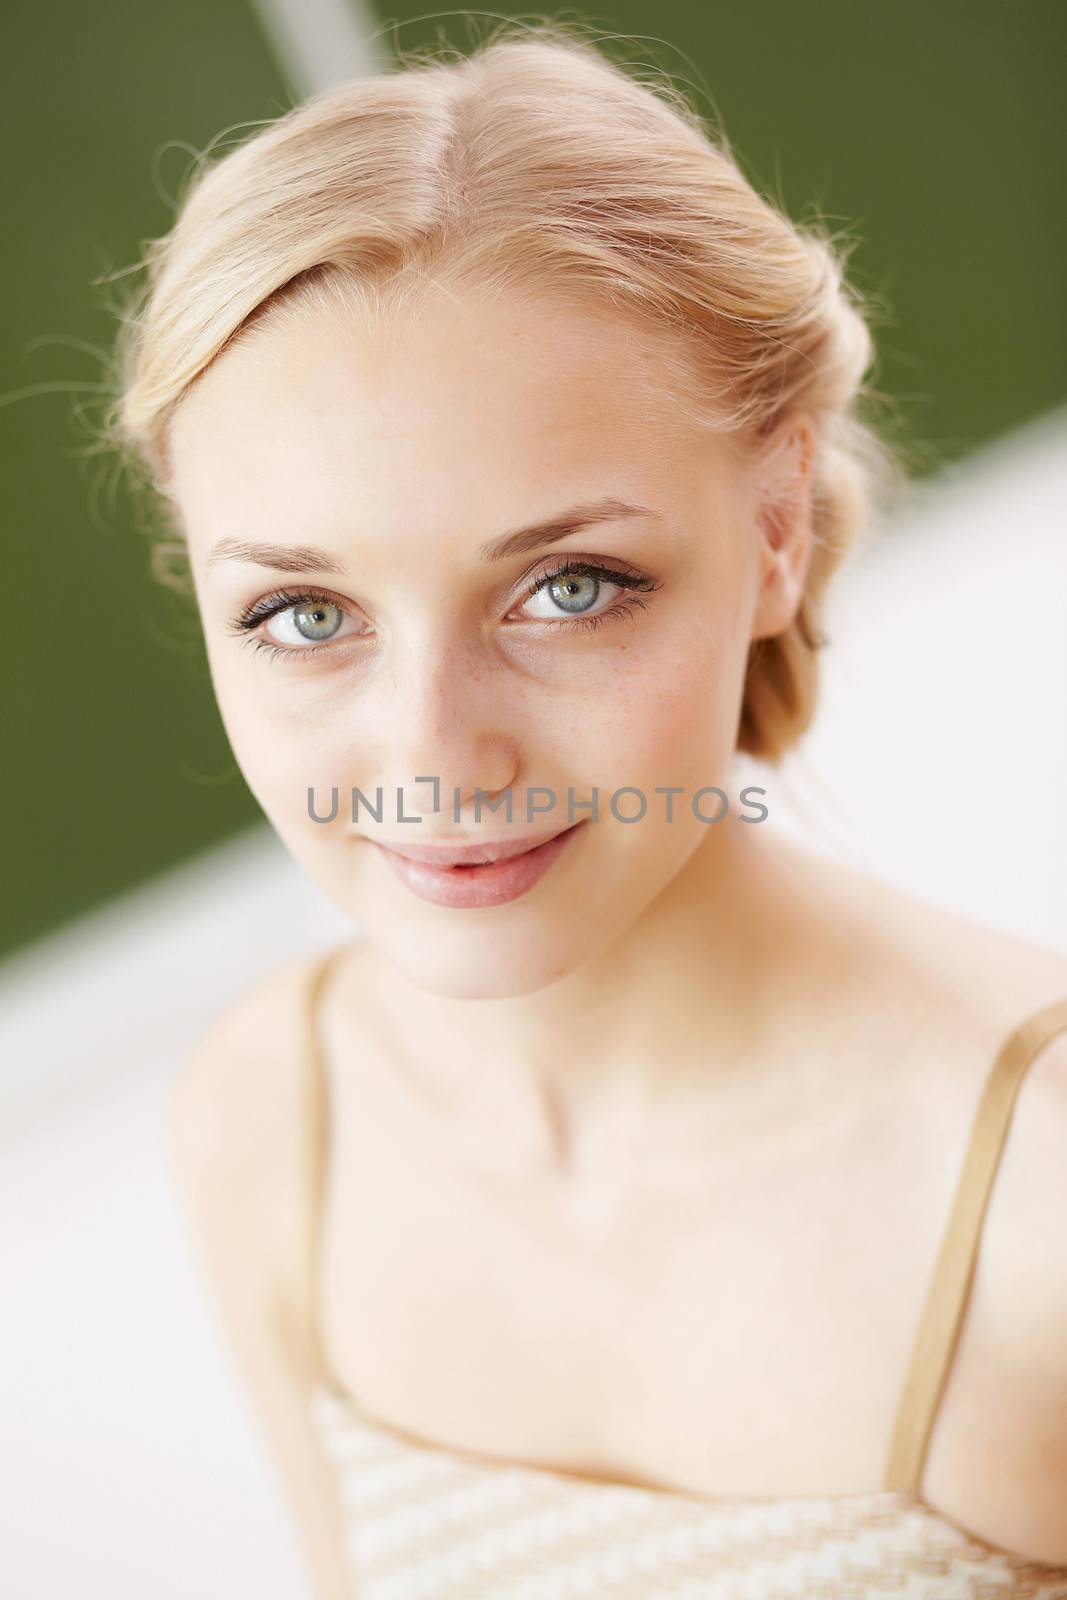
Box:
<box><xmin>514</xmin><ymin>560</ymin><xmax>662</xmax><ymax>634</ymax></box>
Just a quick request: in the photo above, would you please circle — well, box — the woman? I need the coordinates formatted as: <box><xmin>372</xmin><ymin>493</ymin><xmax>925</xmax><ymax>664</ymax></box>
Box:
<box><xmin>106</xmin><ymin>21</ymin><xmax>1067</xmax><ymax>1599</ymax></box>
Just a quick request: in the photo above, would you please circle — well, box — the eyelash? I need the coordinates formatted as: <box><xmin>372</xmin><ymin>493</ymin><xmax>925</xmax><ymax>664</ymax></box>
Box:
<box><xmin>226</xmin><ymin>559</ymin><xmax>662</xmax><ymax>662</ymax></box>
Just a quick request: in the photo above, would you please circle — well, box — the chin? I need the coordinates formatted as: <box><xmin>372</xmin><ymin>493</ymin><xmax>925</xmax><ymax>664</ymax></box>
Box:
<box><xmin>366</xmin><ymin>915</ymin><xmax>590</xmax><ymax>1001</ymax></box>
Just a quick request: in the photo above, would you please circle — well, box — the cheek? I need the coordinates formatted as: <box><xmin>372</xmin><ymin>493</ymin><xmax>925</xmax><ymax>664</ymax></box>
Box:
<box><xmin>569</xmin><ymin>624</ymin><xmax>742</xmax><ymax>793</ymax></box>
<box><xmin>208</xmin><ymin>659</ymin><xmax>340</xmax><ymax>836</ymax></box>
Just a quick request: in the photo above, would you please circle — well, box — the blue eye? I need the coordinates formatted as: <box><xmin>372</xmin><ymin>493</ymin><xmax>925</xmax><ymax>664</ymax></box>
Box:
<box><xmin>516</xmin><ymin>559</ymin><xmax>661</xmax><ymax>634</ymax></box>
<box><xmin>224</xmin><ymin>587</ymin><xmax>364</xmax><ymax>661</ymax></box>
<box><xmin>260</xmin><ymin>595</ymin><xmax>361</xmax><ymax>649</ymax></box>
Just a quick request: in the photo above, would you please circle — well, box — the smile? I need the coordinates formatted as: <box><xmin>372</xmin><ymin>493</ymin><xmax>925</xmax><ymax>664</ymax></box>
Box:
<box><xmin>371</xmin><ymin>821</ymin><xmax>588</xmax><ymax>908</ymax></box>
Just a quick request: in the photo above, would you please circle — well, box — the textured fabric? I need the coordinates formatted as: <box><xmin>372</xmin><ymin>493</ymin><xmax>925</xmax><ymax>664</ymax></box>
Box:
<box><xmin>308</xmin><ymin>1382</ymin><xmax>1067</xmax><ymax>1599</ymax></box>
<box><xmin>302</xmin><ymin>946</ymin><xmax>1067</xmax><ymax>1598</ymax></box>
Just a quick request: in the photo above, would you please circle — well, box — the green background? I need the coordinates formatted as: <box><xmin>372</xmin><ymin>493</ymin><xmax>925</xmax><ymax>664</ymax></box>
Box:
<box><xmin>2</xmin><ymin>0</ymin><xmax>1064</xmax><ymax>962</ymax></box>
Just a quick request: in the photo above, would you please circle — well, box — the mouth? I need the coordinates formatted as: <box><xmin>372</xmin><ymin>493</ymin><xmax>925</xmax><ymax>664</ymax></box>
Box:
<box><xmin>370</xmin><ymin>821</ymin><xmax>588</xmax><ymax>909</ymax></box>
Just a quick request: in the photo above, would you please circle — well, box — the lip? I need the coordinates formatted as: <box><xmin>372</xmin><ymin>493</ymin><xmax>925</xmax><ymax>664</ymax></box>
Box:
<box><xmin>371</xmin><ymin>821</ymin><xmax>587</xmax><ymax>909</ymax></box>
<box><xmin>368</xmin><ymin>826</ymin><xmax>574</xmax><ymax>868</ymax></box>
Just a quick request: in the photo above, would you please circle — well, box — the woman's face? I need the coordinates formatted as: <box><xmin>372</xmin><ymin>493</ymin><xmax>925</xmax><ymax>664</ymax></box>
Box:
<box><xmin>169</xmin><ymin>279</ymin><xmax>806</xmax><ymax>999</ymax></box>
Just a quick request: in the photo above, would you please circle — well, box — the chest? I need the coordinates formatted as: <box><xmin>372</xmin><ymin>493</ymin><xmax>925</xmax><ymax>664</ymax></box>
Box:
<box><xmin>318</xmin><ymin>1067</ymin><xmax>949</xmax><ymax>1496</ymax></box>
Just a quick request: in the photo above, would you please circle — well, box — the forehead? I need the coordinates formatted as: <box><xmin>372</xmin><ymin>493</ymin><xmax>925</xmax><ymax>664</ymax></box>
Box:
<box><xmin>168</xmin><ymin>280</ymin><xmax>737</xmax><ymax>553</ymax></box>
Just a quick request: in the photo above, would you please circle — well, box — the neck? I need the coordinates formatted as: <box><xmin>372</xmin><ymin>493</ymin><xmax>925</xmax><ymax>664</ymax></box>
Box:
<box><xmin>355</xmin><ymin>817</ymin><xmax>858</xmax><ymax>1180</ymax></box>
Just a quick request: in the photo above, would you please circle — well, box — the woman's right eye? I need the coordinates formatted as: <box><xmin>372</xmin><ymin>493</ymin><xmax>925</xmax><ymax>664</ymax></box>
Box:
<box><xmin>226</xmin><ymin>588</ymin><xmax>369</xmax><ymax>659</ymax></box>
<box><xmin>264</xmin><ymin>595</ymin><xmax>364</xmax><ymax>650</ymax></box>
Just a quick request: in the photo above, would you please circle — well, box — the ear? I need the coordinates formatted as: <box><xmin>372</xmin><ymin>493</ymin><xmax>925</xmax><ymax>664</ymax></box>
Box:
<box><xmin>750</xmin><ymin>416</ymin><xmax>816</xmax><ymax>643</ymax></box>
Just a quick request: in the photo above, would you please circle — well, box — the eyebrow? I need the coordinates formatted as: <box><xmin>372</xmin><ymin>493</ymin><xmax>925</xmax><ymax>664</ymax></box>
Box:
<box><xmin>204</xmin><ymin>497</ymin><xmax>660</xmax><ymax>574</ymax></box>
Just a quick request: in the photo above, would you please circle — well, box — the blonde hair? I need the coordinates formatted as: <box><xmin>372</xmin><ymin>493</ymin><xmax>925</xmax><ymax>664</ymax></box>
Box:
<box><xmin>104</xmin><ymin>18</ymin><xmax>900</xmax><ymax>765</ymax></box>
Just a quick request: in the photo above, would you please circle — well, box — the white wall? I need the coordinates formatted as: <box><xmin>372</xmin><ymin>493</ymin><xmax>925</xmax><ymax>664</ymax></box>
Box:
<box><xmin>765</xmin><ymin>403</ymin><xmax>1067</xmax><ymax>957</ymax></box>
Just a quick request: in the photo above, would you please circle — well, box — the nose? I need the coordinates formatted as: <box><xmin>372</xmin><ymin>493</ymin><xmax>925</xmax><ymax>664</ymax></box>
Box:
<box><xmin>368</xmin><ymin>631</ymin><xmax>520</xmax><ymax>826</ymax></box>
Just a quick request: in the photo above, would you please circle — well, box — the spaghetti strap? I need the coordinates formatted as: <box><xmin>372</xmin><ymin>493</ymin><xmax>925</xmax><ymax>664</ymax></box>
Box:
<box><xmin>882</xmin><ymin>992</ymin><xmax>1067</xmax><ymax>1494</ymax></box>
<box><xmin>302</xmin><ymin>943</ymin><xmax>353</xmax><ymax>1395</ymax></box>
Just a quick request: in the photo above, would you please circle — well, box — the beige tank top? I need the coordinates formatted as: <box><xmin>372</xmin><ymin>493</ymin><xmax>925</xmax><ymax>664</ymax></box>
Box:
<box><xmin>300</xmin><ymin>944</ymin><xmax>1067</xmax><ymax>1598</ymax></box>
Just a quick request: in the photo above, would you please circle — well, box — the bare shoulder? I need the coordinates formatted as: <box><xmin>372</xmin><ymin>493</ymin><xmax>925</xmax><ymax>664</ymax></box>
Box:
<box><xmin>170</xmin><ymin>945</ymin><xmax>359</xmax><ymax>1600</ymax></box>
<box><xmin>820</xmin><ymin>863</ymin><xmax>1067</xmax><ymax>1560</ymax></box>
<box><xmin>168</xmin><ymin>947</ymin><xmax>331</xmax><ymax>1355</ymax></box>
<box><xmin>170</xmin><ymin>948</ymin><xmax>322</xmax><ymax>1182</ymax></box>
<box><xmin>923</xmin><ymin>991</ymin><xmax>1067</xmax><ymax>1563</ymax></box>
<box><xmin>771</xmin><ymin>844</ymin><xmax>1067</xmax><ymax>1553</ymax></box>
<box><xmin>170</xmin><ymin>938</ymin><xmax>370</xmax><ymax>1288</ymax></box>
<box><xmin>798</xmin><ymin>841</ymin><xmax>1067</xmax><ymax>1049</ymax></box>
